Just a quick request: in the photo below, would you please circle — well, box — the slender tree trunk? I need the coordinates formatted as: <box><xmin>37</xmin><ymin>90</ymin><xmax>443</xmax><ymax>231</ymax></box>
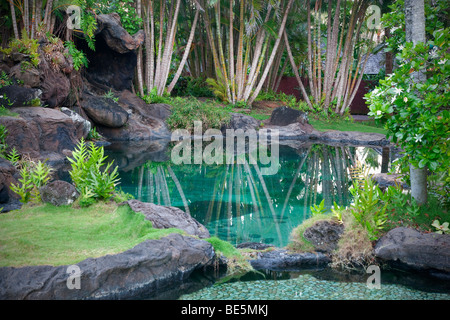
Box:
<box><xmin>284</xmin><ymin>31</ymin><xmax>312</xmax><ymax>108</ymax></box>
<box><xmin>136</xmin><ymin>0</ymin><xmax>145</xmax><ymax>96</ymax></box>
<box><xmin>405</xmin><ymin>0</ymin><xmax>427</xmax><ymax>205</ymax></box>
<box><xmin>167</xmin><ymin>9</ymin><xmax>200</xmax><ymax>93</ymax></box>
<box><xmin>9</xmin><ymin>1</ymin><xmax>19</xmax><ymax>39</ymax></box>
<box><xmin>248</xmin><ymin>0</ymin><xmax>294</xmax><ymax>106</ymax></box>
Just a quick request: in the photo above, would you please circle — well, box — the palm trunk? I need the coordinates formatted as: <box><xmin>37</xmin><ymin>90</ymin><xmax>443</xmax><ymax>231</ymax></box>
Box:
<box><xmin>167</xmin><ymin>9</ymin><xmax>200</xmax><ymax>93</ymax></box>
<box><xmin>405</xmin><ymin>0</ymin><xmax>427</xmax><ymax>205</ymax></box>
<box><xmin>284</xmin><ymin>31</ymin><xmax>312</xmax><ymax>108</ymax></box>
<box><xmin>136</xmin><ymin>0</ymin><xmax>145</xmax><ymax>96</ymax></box>
<box><xmin>248</xmin><ymin>0</ymin><xmax>294</xmax><ymax>106</ymax></box>
<box><xmin>9</xmin><ymin>1</ymin><xmax>19</xmax><ymax>39</ymax></box>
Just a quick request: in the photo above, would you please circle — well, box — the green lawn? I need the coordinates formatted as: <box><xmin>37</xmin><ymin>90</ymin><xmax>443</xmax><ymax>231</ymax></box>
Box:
<box><xmin>0</xmin><ymin>202</ymin><xmax>184</xmax><ymax>267</ymax></box>
<box><xmin>310</xmin><ymin>118</ymin><xmax>388</xmax><ymax>135</ymax></box>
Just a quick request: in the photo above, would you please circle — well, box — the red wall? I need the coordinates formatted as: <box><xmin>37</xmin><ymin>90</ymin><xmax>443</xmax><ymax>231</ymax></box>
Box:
<box><xmin>276</xmin><ymin>76</ymin><xmax>372</xmax><ymax>115</ymax></box>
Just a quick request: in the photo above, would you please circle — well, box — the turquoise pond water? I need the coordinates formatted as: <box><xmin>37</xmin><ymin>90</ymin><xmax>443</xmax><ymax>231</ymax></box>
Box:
<box><xmin>104</xmin><ymin>141</ymin><xmax>450</xmax><ymax>299</ymax></box>
<box><xmin>108</xmin><ymin>142</ymin><xmax>391</xmax><ymax>248</ymax></box>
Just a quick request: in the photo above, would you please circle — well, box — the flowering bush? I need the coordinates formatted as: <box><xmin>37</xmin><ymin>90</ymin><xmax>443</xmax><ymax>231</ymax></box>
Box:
<box><xmin>365</xmin><ymin>28</ymin><xmax>449</xmax><ymax>206</ymax></box>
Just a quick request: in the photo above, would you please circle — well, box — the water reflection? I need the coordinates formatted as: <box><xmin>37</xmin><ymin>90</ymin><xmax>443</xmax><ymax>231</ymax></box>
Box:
<box><xmin>106</xmin><ymin>141</ymin><xmax>394</xmax><ymax>247</ymax></box>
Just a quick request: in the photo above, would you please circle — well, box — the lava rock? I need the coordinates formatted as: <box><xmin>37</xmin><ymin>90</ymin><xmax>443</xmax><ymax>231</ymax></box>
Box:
<box><xmin>0</xmin><ymin>85</ymin><xmax>42</xmax><ymax>108</ymax></box>
<box><xmin>81</xmin><ymin>92</ymin><xmax>129</xmax><ymax>128</ymax></box>
<box><xmin>95</xmin><ymin>13</ymin><xmax>145</xmax><ymax>54</ymax></box>
<box><xmin>0</xmin><ymin>107</ymin><xmax>86</xmax><ymax>159</ymax></box>
<box><xmin>0</xmin><ymin>158</ymin><xmax>20</xmax><ymax>212</ymax></box>
<box><xmin>0</xmin><ymin>233</ymin><xmax>216</xmax><ymax>299</ymax></box>
<box><xmin>9</xmin><ymin>63</ymin><xmax>40</xmax><ymax>88</ymax></box>
<box><xmin>374</xmin><ymin>227</ymin><xmax>450</xmax><ymax>277</ymax></box>
<box><xmin>248</xmin><ymin>249</ymin><xmax>331</xmax><ymax>272</ymax></box>
<box><xmin>303</xmin><ymin>220</ymin><xmax>345</xmax><ymax>253</ymax></box>
<box><xmin>126</xmin><ymin>200</ymin><xmax>210</xmax><ymax>239</ymax></box>
<box><xmin>269</xmin><ymin>106</ymin><xmax>310</xmax><ymax>127</ymax></box>
<box><xmin>221</xmin><ymin>113</ymin><xmax>260</xmax><ymax>132</ymax></box>
<box><xmin>40</xmin><ymin>180</ymin><xmax>80</xmax><ymax>206</ymax></box>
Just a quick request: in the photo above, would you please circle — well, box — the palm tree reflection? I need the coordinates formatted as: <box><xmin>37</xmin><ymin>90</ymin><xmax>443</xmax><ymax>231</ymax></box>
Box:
<box><xmin>129</xmin><ymin>144</ymin><xmax>390</xmax><ymax>247</ymax></box>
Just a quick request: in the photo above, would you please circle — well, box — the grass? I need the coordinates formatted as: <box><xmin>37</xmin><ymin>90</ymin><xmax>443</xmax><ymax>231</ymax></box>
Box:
<box><xmin>0</xmin><ymin>201</ymin><xmax>185</xmax><ymax>267</ymax></box>
<box><xmin>206</xmin><ymin>236</ymin><xmax>253</xmax><ymax>278</ymax></box>
<box><xmin>309</xmin><ymin>118</ymin><xmax>388</xmax><ymax>135</ymax></box>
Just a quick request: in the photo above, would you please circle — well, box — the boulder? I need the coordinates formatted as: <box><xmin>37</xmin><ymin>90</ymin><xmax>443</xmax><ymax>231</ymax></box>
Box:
<box><xmin>82</xmin><ymin>13</ymin><xmax>143</xmax><ymax>92</ymax></box>
<box><xmin>269</xmin><ymin>106</ymin><xmax>311</xmax><ymax>128</ymax></box>
<box><xmin>118</xmin><ymin>89</ymin><xmax>172</xmax><ymax>121</ymax></box>
<box><xmin>0</xmin><ymin>158</ymin><xmax>20</xmax><ymax>212</ymax></box>
<box><xmin>9</xmin><ymin>64</ymin><xmax>40</xmax><ymax>88</ymax></box>
<box><xmin>40</xmin><ymin>180</ymin><xmax>80</xmax><ymax>206</ymax></box>
<box><xmin>60</xmin><ymin>107</ymin><xmax>92</xmax><ymax>138</ymax></box>
<box><xmin>0</xmin><ymin>107</ymin><xmax>87</xmax><ymax>160</ymax></box>
<box><xmin>81</xmin><ymin>92</ymin><xmax>129</xmax><ymax>128</ymax></box>
<box><xmin>221</xmin><ymin>113</ymin><xmax>260</xmax><ymax>132</ymax></box>
<box><xmin>303</xmin><ymin>220</ymin><xmax>345</xmax><ymax>253</ymax></box>
<box><xmin>0</xmin><ymin>85</ymin><xmax>42</xmax><ymax>108</ymax></box>
<box><xmin>312</xmin><ymin>130</ymin><xmax>390</xmax><ymax>147</ymax></box>
<box><xmin>126</xmin><ymin>200</ymin><xmax>210</xmax><ymax>239</ymax></box>
<box><xmin>374</xmin><ymin>227</ymin><xmax>450</xmax><ymax>277</ymax></box>
<box><xmin>93</xmin><ymin>91</ymin><xmax>171</xmax><ymax>141</ymax></box>
<box><xmin>95</xmin><ymin>13</ymin><xmax>145</xmax><ymax>54</ymax></box>
<box><xmin>39</xmin><ymin>67</ymin><xmax>71</xmax><ymax>108</ymax></box>
<box><xmin>248</xmin><ymin>248</ymin><xmax>331</xmax><ymax>271</ymax></box>
<box><xmin>0</xmin><ymin>233</ymin><xmax>216</xmax><ymax>300</ymax></box>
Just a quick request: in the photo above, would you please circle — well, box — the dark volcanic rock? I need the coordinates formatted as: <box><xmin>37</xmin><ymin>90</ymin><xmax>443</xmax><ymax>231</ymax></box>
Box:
<box><xmin>9</xmin><ymin>64</ymin><xmax>40</xmax><ymax>88</ymax></box>
<box><xmin>94</xmin><ymin>90</ymin><xmax>171</xmax><ymax>141</ymax></box>
<box><xmin>0</xmin><ymin>85</ymin><xmax>42</xmax><ymax>108</ymax></box>
<box><xmin>374</xmin><ymin>227</ymin><xmax>450</xmax><ymax>277</ymax></box>
<box><xmin>0</xmin><ymin>107</ymin><xmax>86</xmax><ymax>160</ymax></box>
<box><xmin>0</xmin><ymin>158</ymin><xmax>20</xmax><ymax>212</ymax></box>
<box><xmin>126</xmin><ymin>200</ymin><xmax>210</xmax><ymax>239</ymax></box>
<box><xmin>303</xmin><ymin>220</ymin><xmax>345</xmax><ymax>253</ymax></box>
<box><xmin>248</xmin><ymin>249</ymin><xmax>331</xmax><ymax>271</ymax></box>
<box><xmin>0</xmin><ymin>233</ymin><xmax>216</xmax><ymax>299</ymax></box>
<box><xmin>95</xmin><ymin>13</ymin><xmax>145</xmax><ymax>54</ymax></box>
<box><xmin>40</xmin><ymin>180</ymin><xmax>79</xmax><ymax>206</ymax></box>
<box><xmin>81</xmin><ymin>92</ymin><xmax>129</xmax><ymax>128</ymax></box>
<box><xmin>83</xmin><ymin>13</ymin><xmax>143</xmax><ymax>91</ymax></box>
<box><xmin>269</xmin><ymin>106</ymin><xmax>310</xmax><ymax>128</ymax></box>
<box><xmin>221</xmin><ymin>113</ymin><xmax>260</xmax><ymax>132</ymax></box>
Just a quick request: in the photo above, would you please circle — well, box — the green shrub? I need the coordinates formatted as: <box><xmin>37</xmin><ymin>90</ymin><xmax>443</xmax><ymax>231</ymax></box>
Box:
<box><xmin>68</xmin><ymin>138</ymin><xmax>120</xmax><ymax>205</ymax></box>
<box><xmin>10</xmin><ymin>159</ymin><xmax>53</xmax><ymax>203</ymax></box>
<box><xmin>1</xmin><ymin>29</ymin><xmax>40</xmax><ymax>67</ymax></box>
<box><xmin>166</xmin><ymin>97</ymin><xmax>231</xmax><ymax>133</ymax></box>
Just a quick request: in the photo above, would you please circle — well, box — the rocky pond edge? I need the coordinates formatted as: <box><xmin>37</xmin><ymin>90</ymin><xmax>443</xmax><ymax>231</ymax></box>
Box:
<box><xmin>1</xmin><ymin>199</ymin><xmax>448</xmax><ymax>300</ymax></box>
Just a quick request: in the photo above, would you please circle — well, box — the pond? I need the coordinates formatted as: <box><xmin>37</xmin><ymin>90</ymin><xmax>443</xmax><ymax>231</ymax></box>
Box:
<box><xmin>104</xmin><ymin>139</ymin><xmax>450</xmax><ymax>300</ymax></box>
<box><xmin>106</xmin><ymin>140</ymin><xmax>394</xmax><ymax>248</ymax></box>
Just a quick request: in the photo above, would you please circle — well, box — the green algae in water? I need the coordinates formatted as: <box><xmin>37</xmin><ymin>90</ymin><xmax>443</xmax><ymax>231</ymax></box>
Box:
<box><xmin>179</xmin><ymin>274</ymin><xmax>450</xmax><ymax>300</ymax></box>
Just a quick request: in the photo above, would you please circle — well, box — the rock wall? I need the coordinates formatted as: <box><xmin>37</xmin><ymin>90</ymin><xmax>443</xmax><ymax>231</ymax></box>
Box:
<box><xmin>0</xmin><ymin>233</ymin><xmax>217</xmax><ymax>300</ymax></box>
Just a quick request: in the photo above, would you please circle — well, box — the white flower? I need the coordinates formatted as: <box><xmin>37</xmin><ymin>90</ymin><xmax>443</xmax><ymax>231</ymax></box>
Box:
<box><xmin>0</xmin><ymin>95</ymin><xmax>3</xmax><ymax>99</ymax></box>
<box><xmin>403</xmin><ymin>97</ymin><xmax>408</xmax><ymax>103</ymax></box>
<box><xmin>390</xmin><ymin>26</ymin><xmax>400</xmax><ymax>33</ymax></box>
<box><xmin>438</xmin><ymin>59</ymin><xmax>447</xmax><ymax>65</ymax></box>
<box><xmin>414</xmin><ymin>134</ymin><xmax>423</xmax><ymax>143</ymax></box>
<box><xmin>393</xmin><ymin>88</ymin><xmax>403</xmax><ymax>95</ymax></box>
<box><xmin>376</xmin><ymin>110</ymin><xmax>382</xmax><ymax>116</ymax></box>
<box><xmin>398</xmin><ymin>44</ymin><xmax>405</xmax><ymax>51</ymax></box>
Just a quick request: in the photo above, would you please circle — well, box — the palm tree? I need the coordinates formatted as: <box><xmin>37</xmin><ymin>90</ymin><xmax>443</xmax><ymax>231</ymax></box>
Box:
<box><xmin>405</xmin><ymin>0</ymin><xmax>427</xmax><ymax>205</ymax></box>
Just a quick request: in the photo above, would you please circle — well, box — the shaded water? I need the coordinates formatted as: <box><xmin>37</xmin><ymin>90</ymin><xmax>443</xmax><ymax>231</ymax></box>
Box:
<box><xmin>105</xmin><ymin>140</ymin><xmax>450</xmax><ymax>299</ymax></box>
<box><xmin>106</xmin><ymin>141</ymin><xmax>393</xmax><ymax>248</ymax></box>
